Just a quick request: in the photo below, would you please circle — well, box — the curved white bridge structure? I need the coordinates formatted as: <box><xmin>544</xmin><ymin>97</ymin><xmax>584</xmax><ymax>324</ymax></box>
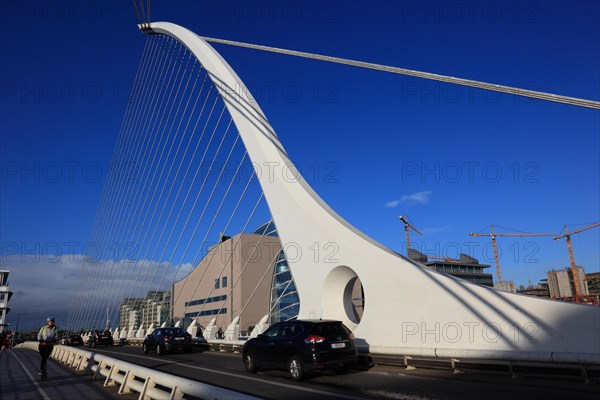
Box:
<box><xmin>74</xmin><ymin>21</ymin><xmax>600</xmax><ymax>365</ymax></box>
<box><xmin>69</xmin><ymin>22</ymin><xmax>600</xmax><ymax>365</ymax></box>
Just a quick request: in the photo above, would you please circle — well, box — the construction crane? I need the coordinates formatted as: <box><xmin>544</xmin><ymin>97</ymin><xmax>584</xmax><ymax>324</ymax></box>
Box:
<box><xmin>399</xmin><ymin>213</ymin><xmax>422</xmax><ymax>254</ymax></box>
<box><xmin>469</xmin><ymin>225</ymin><xmax>554</xmax><ymax>285</ymax></box>
<box><xmin>553</xmin><ymin>222</ymin><xmax>600</xmax><ymax>300</ymax></box>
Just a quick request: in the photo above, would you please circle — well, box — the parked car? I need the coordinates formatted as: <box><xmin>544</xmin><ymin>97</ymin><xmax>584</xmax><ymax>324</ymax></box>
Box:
<box><xmin>242</xmin><ymin>320</ymin><xmax>358</xmax><ymax>381</ymax></box>
<box><xmin>191</xmin><ymin>334</ymin><xmax>209</xmax><ymax>351</ymax></box>
<box><xmin>61</xmin><ymin>334</ymin><xmax>84</xmax><ymax>346</ymax></box>
<box><xmin>143</xmin><ymin>327</ymin><xmax>192</xmax><ymax>355</ymax></box>
<box><xmin>88</xmin><ymin>330</ymin><xmax>114</xmax><ymax>348</ymax></box>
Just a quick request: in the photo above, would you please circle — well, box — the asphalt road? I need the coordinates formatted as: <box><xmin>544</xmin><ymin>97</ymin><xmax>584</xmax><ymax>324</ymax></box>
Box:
<box><xmin>85</xmin><ymin>345</ymin><xmax>600</xmax><ymax>400</ymax></box>
<box><xmin>1</xmin><ymin>348</ymin><xmax>136</xmax><ymax>400</ymax></box>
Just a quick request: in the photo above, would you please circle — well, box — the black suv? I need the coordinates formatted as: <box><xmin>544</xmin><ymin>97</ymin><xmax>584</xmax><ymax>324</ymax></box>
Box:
<box><xmin>143</xmin><ymin>327</ymin><xmax>192</xmax><ymax>355</ymax></box>
<box><xmin>242</xmin><ymin>320</ymin><xmax>358</xmax><ymax>381</ymax></box>
<box><xmin>88</xmin><ymin>330</ymin><xmax>114</xmax><ymax>348</ymax></box>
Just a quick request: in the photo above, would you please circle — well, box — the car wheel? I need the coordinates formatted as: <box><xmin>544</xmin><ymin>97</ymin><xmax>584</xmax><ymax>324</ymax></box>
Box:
<box><xmin>244</xmin><ymin>351</ymin><xmax>258</xmax><ymax>373</ymax></box>
<box><xmin>288</xmin><ymin>355</ymin><xmax>305</xmax><ymax>381</ymax></box>
<box><xmin>143</xmin><ymin>343</ymin><xmax>149</xmax><ymax>354</ymax></box>
<box><xmin>156</xmin><ymin>344</ymin><xmax>163</xmax><ymax>356</ymax></box>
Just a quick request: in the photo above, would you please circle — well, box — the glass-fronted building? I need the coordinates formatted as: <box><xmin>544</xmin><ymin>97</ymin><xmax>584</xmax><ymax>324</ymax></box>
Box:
<box><xmin>251</xmin><ymin>221</ymin><xmax>300</xmax><ymax>323</ymax></box>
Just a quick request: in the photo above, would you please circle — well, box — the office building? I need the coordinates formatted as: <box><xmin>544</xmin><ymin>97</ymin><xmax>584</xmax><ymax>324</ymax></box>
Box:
<box><xmin>408</xmin><ymin>249</ymin><xmax>494</xmax><ymax>287</ymax></box>
<box><xmin>0</xmin><ymin>270</ymin><xmax>13</xmax><ymax>333</ymax></box>
<box><xmin>118</xmin><ymin>290</ymin><xmax>171</xmax><ymax>330</ymax></box>
<box><xmin>171</xmin><ymin>226</ymin><xmax>281</xmax><ymax>334</ymax></box>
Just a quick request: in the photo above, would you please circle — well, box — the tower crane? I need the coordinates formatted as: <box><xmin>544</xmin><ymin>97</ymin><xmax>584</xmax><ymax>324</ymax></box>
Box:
<box><xmin>553</xmin><ymin>222</ymin><xmax>600</xmax><ymax>300</ymax></box>
<box><xmin>469</xmin><ymin>225</ymin><xmax>554</xmax><ymax>285</ymax></box>
<box><xmin>399</xmin><ymin>213</ymin><xmax>422</xmax><ymax>254</ymax></box>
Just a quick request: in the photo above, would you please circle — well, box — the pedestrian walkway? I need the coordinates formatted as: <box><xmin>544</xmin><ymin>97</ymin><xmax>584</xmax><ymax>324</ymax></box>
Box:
<box><xmin>0</xmin><ymin>348</ymin><xmax>130</xmax><ymax>400</ymax></box>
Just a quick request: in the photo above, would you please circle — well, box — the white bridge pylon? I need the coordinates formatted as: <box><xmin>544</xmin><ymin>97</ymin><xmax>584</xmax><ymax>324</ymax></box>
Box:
<box><xmin>145</xmin><ymin>22</ymin><xmax>599</xmax><ymax>364</ymax></box>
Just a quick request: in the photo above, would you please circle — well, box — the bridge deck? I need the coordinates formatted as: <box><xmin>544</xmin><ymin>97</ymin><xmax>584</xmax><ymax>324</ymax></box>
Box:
<box><xmin>0</xmin><ymin>348</ymin><xmax>130</xmax><ymax>400</ymax></box>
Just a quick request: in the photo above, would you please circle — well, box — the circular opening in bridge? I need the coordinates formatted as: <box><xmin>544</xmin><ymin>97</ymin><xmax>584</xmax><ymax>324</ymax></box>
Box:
<box><xmin>321</xmin><ymin>266</ymin><xmax>364</xmax><ymax>331</ymax></box>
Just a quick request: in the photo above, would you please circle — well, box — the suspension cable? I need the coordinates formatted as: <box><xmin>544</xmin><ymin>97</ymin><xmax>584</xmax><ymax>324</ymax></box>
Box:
<box><xmin>199</xmin><ymin>35</ymin><xmax>600</xmax><ymax>110</ymax></box>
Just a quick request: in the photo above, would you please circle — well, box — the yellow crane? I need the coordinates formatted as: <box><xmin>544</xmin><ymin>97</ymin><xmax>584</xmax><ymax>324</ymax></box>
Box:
<box><xmin>469</xmin><ymin>226</ymin><xmax>554</xmax><ymax>285</ymax></box>
<box><xmin>399</xmin><ymin>213</ymin><xmax>422</xmax><ymax>254</ymax></box>
<box><xmin>553</xmin><ymin>222</ymin><xmax>600</xmax><ymax>300</ymax></box>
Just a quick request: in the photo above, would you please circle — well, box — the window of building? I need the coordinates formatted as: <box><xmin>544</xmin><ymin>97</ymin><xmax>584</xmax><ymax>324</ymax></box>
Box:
<box><xmin>184</xmin><ymin>294</ymin><xmax>227</xmax><ymax>307</ymax></box>
<box><xmin>215</xmin><ymin>278</ymin><xmax>220</xmax><ymax>289</ymax></box>
<box><xmin>184</xmin><ymin>308</ymin><xmax>227</xmax><ymax>318</ymax></box>
<box><xmin>222</xmin><ymin>276</ymin><xmax>227</xmax><ymax>288</ymax></box>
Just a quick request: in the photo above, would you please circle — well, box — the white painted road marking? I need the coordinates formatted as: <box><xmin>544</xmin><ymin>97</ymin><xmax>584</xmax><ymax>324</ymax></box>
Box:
<box><xmin>9</xmin><ymin>349</ymin><xmax>52</xmax><ymax>400</ymax></box>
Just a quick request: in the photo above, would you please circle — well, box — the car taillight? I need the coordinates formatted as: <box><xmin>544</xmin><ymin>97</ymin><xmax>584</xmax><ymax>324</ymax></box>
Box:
<box><xmin>349</xmin><ymin>332</ymin><xmax>355</xmax><ymax>340</ymax></box>
<box><xmin>164</xmin><ymin>336</ymin><xmax>171</xmax><ymax>340</ymax></box>
<box><xmin>304</xmin><ymin>335</ymin><xmax>325</xmax><ymax>344</ymax></box>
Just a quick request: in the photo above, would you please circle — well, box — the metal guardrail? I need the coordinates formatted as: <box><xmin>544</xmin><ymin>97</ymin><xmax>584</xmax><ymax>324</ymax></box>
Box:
<box><xmin>371</xmin><ymin>353</ymin><xmax>600</xmax><ymax>382</ymax></box>
<box><xmin>15</xmin><ymin>341</ymin><xmax>259</xmax><ymax>400</ymax></box>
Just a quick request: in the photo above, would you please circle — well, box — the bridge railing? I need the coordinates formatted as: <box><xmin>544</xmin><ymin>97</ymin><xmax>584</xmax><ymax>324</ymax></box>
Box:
<box><xmin>15</xmin><ymin>342</ymin><xmax>258</xmax><ymax>400</ymax></box>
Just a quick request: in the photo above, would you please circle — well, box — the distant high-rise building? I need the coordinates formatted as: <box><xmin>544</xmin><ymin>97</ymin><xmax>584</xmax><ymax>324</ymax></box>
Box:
<box><xmin>118</xmin><ymin>291</ymin><xmax>171</xmax><ymax>331</ymax></box>
<box><xmin>0</xmin><ymin>270</ymin><xmax>13</xmax><ymax>333</ymax></box>
<box><xmin>408</xmin><ymin>250</ymin><xmax>494</xmax><ymax>287</ymax></box>
<box><xmin>119</xmin><ymin>297</ymin><xmax>140</xmax><ymax>332</ymax></box>
<box><xmin>547</xmin><ymin>267</ymin><xmax>588</xmax><ymax>299</ymax></box>
<box><xmin>141</xmin><ymin>290</ymin><xmax>170</xmax><ymax>327</ymax></box>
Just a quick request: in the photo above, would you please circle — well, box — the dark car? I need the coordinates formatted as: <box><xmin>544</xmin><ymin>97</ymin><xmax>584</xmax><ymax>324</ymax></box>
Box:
<box><xmin>191</xmin><ymin>334</ymin><xmax>209</xmax><ymax>351</ymax></box>
<box><xmin>242</xmin><ymin>320</ymin><xmax>358</xmax><ymax>381</ymax></box>
<box><xmin>143</xmin><ymin>327</ymin><xmax>192</xmax><ymax>355</ymax></box>
<box><xmin>88</xmin><ymin>330</ymin><xmax>114</xmax><ymax>348</ymax></box>
<box><xmin>61</xmin><ymin>334</ymin><xmax>84</xmax><ymax>346</ymax></box>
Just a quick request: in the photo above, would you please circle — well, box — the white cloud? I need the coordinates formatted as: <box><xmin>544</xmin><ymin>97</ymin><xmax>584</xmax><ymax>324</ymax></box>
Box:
<box><xmin>1</xmin><ymin>254</ymin><xmax>192</xmax><ymax>331</ymax></box>
<box><xmin>385</xmin><ymin>190</ymin><xmax>432</xmax><ymax>207</ymax></box>
<box><xmin>385</xmin><ymin>200</ymin><xmax>401</xmax><ymax>208</ymax></box>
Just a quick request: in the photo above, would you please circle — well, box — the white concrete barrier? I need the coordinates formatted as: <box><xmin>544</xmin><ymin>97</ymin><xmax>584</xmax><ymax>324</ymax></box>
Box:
<box><xmin>16</xmin><ymin>341</ymin><xmax>258</xmax><ymax>400</ymax></box>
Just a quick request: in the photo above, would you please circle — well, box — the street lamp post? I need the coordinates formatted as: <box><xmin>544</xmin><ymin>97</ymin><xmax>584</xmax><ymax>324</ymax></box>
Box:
<box><xmin>15</xmin><ymin>312</ymin><xmax>28</xmax><ymax>341</ymax></box>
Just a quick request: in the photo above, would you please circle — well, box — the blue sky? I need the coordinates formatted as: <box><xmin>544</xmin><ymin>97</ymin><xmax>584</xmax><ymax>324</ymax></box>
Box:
<box><xmin>1</xmin><ymin>0</ymin><xmax>598</xmax><ymax>327</ymax></box>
